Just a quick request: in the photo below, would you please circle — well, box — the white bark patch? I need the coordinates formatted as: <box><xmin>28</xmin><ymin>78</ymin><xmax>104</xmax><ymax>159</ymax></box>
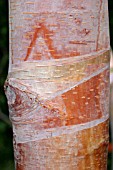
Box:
<box><xmin>8</xmin><ymin>49</ymin><xmax>110</xmax><ymax>100</ymax></box>
<box><xmin>6</xmin><ymin>86</ymin><xmax>16</xmax><ymax>105</ymax></box>
<box><xmin>13</xmin><ymin>116</ymin><xmax>108</xmax><ymax>143</ymax></box>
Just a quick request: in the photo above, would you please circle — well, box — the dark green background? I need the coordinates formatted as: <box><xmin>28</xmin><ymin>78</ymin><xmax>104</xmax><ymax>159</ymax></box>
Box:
<box><xmin>0</xmin><ymin>0</ymin><xmax>112</xmax><ymax>169</ymax></box>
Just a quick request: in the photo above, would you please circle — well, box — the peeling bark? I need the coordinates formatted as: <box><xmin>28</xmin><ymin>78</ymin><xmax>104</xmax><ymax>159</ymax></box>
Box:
<box><xmin>5</xmin><ymin>0</ymin><xmax>110</xmax><ymax>169</ymax></box>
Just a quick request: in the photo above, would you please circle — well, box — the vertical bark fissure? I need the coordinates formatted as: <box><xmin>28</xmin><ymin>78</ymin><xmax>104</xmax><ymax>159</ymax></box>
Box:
<box><xmin>96</xmin><ymin>0</ymin><xmax>103</xmax><ymax>51</ymax></box>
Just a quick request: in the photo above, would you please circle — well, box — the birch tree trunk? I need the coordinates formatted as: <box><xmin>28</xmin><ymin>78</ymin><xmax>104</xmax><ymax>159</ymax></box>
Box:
<box><xmin>5</xmin><ymin>0</ymin><xmax>110</xmax><ymax>169</ymax></box>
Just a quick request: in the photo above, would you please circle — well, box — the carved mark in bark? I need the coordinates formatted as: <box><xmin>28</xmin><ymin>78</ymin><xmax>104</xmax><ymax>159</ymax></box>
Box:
<box><xmin>24</xmin><ymin>23</ymin><xmax>58</xmax><ymax>61</ymax></box>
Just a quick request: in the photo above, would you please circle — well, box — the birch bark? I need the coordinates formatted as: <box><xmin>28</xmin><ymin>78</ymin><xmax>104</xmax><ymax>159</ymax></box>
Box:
<box><xmin>5</xmin><ymin>0</ymin><xmax>110</xmax><ymax>169</ymax></box>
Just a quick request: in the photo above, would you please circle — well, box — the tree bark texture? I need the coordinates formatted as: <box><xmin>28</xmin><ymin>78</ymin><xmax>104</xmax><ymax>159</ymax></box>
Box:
<box><xmin>5</xmin><ymin>0</ymin><xmax>110</xmax><ymax>169</ymax></box>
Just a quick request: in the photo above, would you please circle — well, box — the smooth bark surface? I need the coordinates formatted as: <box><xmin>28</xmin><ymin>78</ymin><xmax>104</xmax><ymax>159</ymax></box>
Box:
<box><xmin>5</xmin><ymin>0</ymin><xmax>110</xmax><ymax>169</ymax></box>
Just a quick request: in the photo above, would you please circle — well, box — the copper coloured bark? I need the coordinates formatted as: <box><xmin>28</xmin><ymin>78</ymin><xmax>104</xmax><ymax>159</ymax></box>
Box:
<box><xmin>5</xmin><ymin>0</ymin><xmax>110</xmax><ymax>169</ymax></box>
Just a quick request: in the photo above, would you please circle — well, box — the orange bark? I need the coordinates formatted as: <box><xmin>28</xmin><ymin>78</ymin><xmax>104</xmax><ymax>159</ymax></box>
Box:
<box><xmin>5</xmin><ymin>0</ymin><xmax>110</xmax><ymax>169</ymax></box>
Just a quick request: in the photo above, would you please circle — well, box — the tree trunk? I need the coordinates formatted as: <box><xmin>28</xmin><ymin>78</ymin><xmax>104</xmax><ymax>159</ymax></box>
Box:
<box><xmin>5</xmin><ymin>0</ymin><xmax>110</xmax><ymax>169</ymax></box>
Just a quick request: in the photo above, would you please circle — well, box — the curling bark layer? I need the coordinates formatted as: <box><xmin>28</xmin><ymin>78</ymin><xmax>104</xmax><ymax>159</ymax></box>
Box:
<box><xmin>5</xmin><ymin>0</ymin><xmax>110</xmax><ymax>169</ymax></box>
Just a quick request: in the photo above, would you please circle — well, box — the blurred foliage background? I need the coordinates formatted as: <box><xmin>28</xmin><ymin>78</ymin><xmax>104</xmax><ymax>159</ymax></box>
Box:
<box><xmin>0</xmin><ymin>0</ymin><xmax>113</xmax><ymax>169</ymax></box>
